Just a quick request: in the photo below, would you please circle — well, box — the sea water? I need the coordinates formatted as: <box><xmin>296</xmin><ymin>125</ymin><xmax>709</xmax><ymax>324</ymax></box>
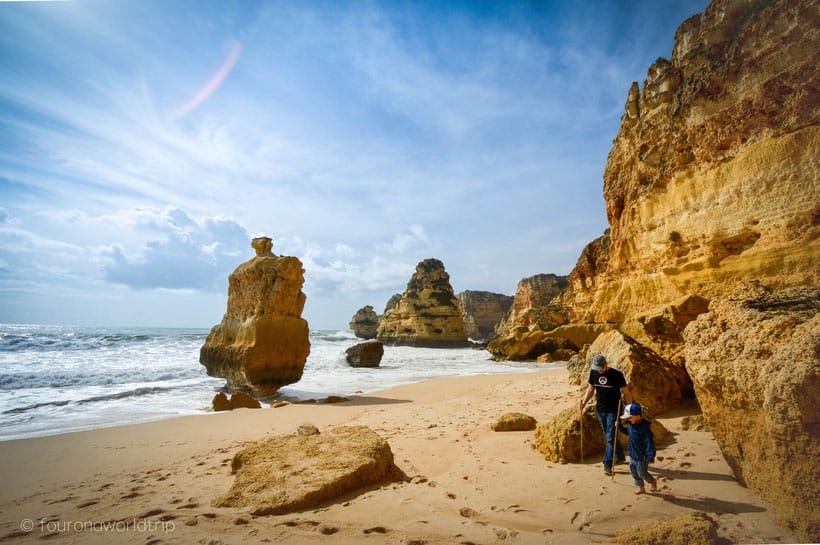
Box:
<box><xmin>0</xmin><ymin>324</ymin><xmax>542</xmax><ymax>441</ymax></box>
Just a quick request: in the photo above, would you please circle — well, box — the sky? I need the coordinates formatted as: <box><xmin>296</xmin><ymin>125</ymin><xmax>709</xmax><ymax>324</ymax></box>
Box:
<box><xmin>0</xmin><ymin>0</ymin><xmax>710</xmax><ymax>330</ymax></box>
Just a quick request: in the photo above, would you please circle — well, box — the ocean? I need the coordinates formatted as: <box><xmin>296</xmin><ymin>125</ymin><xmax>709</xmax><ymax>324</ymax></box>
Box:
<box><xmin>0</xmin><ymin>324</ymin><xmax>543</xmax><ymax>441</ymax></box>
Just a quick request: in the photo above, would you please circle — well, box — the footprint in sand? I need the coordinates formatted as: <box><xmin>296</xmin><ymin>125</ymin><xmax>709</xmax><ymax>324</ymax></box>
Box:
<box><xmin>678</xmin><ymin>462</ymin><xmax>692</xmax><ymax>469</ymax></box>
<box><xmin>363</xmin><ymin>526</ymin><xmax>388</xmax><ymax>534</ymax></box>
<box><xmin>77</xmin><ymin>499</ymin><xmax>99</xmax><ymax>508</ymax></box>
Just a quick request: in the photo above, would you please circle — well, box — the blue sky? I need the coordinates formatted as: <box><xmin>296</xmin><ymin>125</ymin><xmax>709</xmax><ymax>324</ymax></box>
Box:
<box><xmin>0</xmin><ymin>0</ymin><xmax>709</xmax><ymax>330</ymax></box>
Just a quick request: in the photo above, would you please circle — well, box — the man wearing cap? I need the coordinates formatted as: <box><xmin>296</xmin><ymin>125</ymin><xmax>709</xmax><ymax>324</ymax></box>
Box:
<box><xmin>579</xmin><ymin>354</ymin><xmax>632</xmax><ymax>476</ymax></box>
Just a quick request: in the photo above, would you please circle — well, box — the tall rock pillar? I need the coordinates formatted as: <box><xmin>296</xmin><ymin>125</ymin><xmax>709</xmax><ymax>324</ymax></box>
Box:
<box><xmin>200</xmin><ymin>237</ymin><xmax>310</xmax><ymax>396</ymax></box>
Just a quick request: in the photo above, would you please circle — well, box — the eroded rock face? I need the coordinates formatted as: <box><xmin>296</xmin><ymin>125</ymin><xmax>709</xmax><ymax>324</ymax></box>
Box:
<box><xmin>486</xmin><ymin>328</ymin><xmax>578</xmax><ymax>361</ymax></box>
<box><xmin>615</xmin><ymin>511</ymin><xmax>718</xmax><ymax>545</ymax></box>
<box><xmin>457</xmin><ymin>290</ymin><xmax>513</xmax><ymax>342</ymax></box>
<box><xmin>558</xmin><ymin>0</ymin><xmax>820</xmax><ymax>324</ymax></box>
<box><xmin>349</xmin><ymin>305</ymin><xmax>380</xmax><ymax>339</ymax></box>
<box><xmin>214</xmin><ymin>426</ymin><xmax>400</xmax><ymax>515</ymax></box>
<box><xmin>200</xmin><ymin>237</ymin><xmax>310</xmax><ymax>396</ymax></box>
<box><xmin>587</xmin><ymin>330</ymin><xmax>683</xmax><ymax>416</ymax></box>
<box><xmin>376</xmin><ymin>259</ymin><xmax>468</xmax><ymax>347</ymax></box>
<box><xmin>684</xmin><ymin>283</ymin><xmax>820</xmax><ymax>541</ymax></box>
<box><xmin>495</xmin><ymin>274</ymin><xmax>569</xmax><ymax>337</ymax></box>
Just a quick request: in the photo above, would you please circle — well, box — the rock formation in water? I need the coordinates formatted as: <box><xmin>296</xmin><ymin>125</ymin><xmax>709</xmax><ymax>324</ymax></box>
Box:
<box><xmin>349</xmin><ymin>305</ymin><xmax>380</xmax><ymax>339</ymax></box>
<box><xmin>200</xmin><ymin>237</ymin><xmax>310</xmax><ymax>396</ymax></box>
<box><xmin>345</xmin><ymin>340</ymin><xmax>384</xmax><ymax>367</ymax></box>
<box><xmin>376</xmin><ymin>258</ymin><xmax>468</xmax><ymax>347</ymax></box>
<box><xmin>684</xmin><ymin>283</ymin><xmax>820</xmax><ymax>541</ymax></box>
<box><xmin>543</xmin><ymin>0</ymin><xmax>819</xmax><ymax>539</ymax></box>
<box><xmin>457</xmin><ymin>290</ymin><xmax>513</xmax><ymax>342</ymax></box>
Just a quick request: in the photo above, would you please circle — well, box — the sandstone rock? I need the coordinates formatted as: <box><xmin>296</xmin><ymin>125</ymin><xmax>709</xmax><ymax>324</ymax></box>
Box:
<box><xmin>684</xmin><ymin>283</ymin><xmax>820</xmax><ymax>542</ymax></box>
<box><xmin>376</xmin><ymin>259</ymin><xmax>468</xmax><ymax>347</ymax></box>
<box><xmin>491</xmin><ymin>412</ymin><xmax>537</xmax><ymax>432</ymax></box>
<box><xmin>200</xmin><ymin>237</ymin><xmax>310</xmax><ymax>396</ymax></box>
<box><xmin>680</xmin><ymin>414</ymin><xmax>710</xmax><ymax>432</ymax></box>
<box><xmin>614</xmin><ymin>511</ymin><xmax>718</xmax><ymax>545</ymax></box>
<box><xmin>534</xmin><ymin>404</ymin><xmax>668</xmax><ymax>464</ymax></box>
<box><xmin>212</xmin><ymin>392</ymin><xmax>262</xmax><ymax>411</ymax></box>
<box><xmin>457</xmin><ymin>290</ymin><xmax>513</xmax><ymax>342</ymax></box>
<box><xmin>587</xmin><ymin>330</ymin><xmax>682</xmax><ymax>416</ymax></box>
<box><xmin>214</xmin><ymin>426</ymin><xmax>400</xmax><ymax>515</ymax></box>
<box><xmin>348</xmin><ymin>305</ymin><xmax>380</xmax><ymax>339</ymax></box>
<box><xmin>345</xmin><ymin>341</ymin><xmax>384</xmax><ymax>367</ymax></box>
<box><xmin>383</xmin><ymin>293</ymin><xmax>402</xmax><ymax>313</ymax></box>
<box><xmin>557</xmin><ymin>0</ymin><xmax>820</xmax><ymax>324</ymax></box>
<box><xmin>486</xmin><ymin>327</ymin><xmax>577</xmax><ymax>361</ymax></box>
<box><xmin>495</xmin><ymin>274</ymin><xmax>569</xmax><ymax>337</ymax></box>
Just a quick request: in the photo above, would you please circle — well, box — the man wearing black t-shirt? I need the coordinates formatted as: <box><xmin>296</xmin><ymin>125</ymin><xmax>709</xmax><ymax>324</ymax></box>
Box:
<box><xmin>579</xmin><ymin>354</ymin><xmax>633</xmax><ymax>475</ymax></box>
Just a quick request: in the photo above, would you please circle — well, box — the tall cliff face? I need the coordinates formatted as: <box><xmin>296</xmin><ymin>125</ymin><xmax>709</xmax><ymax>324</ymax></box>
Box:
<box><xmin>376</xmin><ymin>259</ymin><xmax>468</xmax><ymax>347</ymax></box>
<box><xmin>457</xmin><ymin>290</ymin><xmax>513</xmax><ymax>342</ymax></box>
<box><xmin>200</xmin><ymin>237</ymin><xmax>310</xmax><ymax>395</ymax></box>
<box><xmin>495</xmin><ymin>274</ymin><xmax>569</xmax><ymax>336</ymax></box>
<box><xmin>560</xmin><ymin>0</ymin><xmax>819</xmax><ymax>324</ymax></box>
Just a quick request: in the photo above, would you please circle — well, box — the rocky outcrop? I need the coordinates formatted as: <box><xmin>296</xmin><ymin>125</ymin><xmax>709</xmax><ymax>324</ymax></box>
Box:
<box><xmin>587</xmin><ymin>330</ymin><xmax>683</xmax><ymax>416</ymax></box>
<box><xmin>534</xmin><ymin>404</ymin><xmax>668</xmax><ymax>464</ymax></box>
<box><xmin>384</xmin><ymin>293</ymin><xmax>402</xmax><ymax>314</ymax></box>
<box><xmin>200</xmin><ymin>237</ymin><xmax>310</xmax><ymax>396</ymax></box>
<box><xmin>212</xmin><ymin>392</ymin><xmax>262</xmax><ymax>411</ymax></box>
<box><xmin>495</xmin><ymin>274</ymin><xmax>569</xmax><ymax>337</ymax></box>
<box><xmin>214</xmin><ymin>426</ymin><xmax>401</xmax><ymax>515</ymax></box>
<box><xmin>376</xmin><ymin>259</ymin><xmax>468</xmax><ymax>347</ymax></box>
<box><xmin>345</xmin><ymin>341</ymin><xmax>384</xmax><ymax>367</ymax></box>
<box><xmin>349</xmin><ymin>305</ymin><xmax>380</xmax><ymax>339</ymax></box>
<box><xmin>684</xmin><ymin>283</ymin><xmax>820</xmax><ymax>542</ymax></box>
<box><xmin>457</xmin><ymin>290</ymin><xmax>513</xmax><ymax>342</ymax></box>
<box><xmin>558</xmin><ymin>0</ymin><xmax>820</xmax><ymax>324</ymax></box>
<box><xmin>486</xmin><ymin>328</ymin><xmax>577</xmax><ymax>361</ymax></box>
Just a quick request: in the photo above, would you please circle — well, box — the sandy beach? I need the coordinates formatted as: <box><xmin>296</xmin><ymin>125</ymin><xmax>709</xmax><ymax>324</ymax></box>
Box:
<box><xmin>0</xmin><ymin>367</ymin><xmax>794</xmax><ymax>544</ymax></box>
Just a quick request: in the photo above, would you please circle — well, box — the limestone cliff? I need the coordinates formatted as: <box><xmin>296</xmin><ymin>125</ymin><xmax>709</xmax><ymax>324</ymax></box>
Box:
<box><xmin>200</xmin><ymin>237</ymin><xmax>310</xmax><ymax>396</ymax></box>
<box><xmin>349</xmin><ymin>305</ymin><xmax>379</xmax><ymax>339</ymax></box>
<box><xmin>457</xmin><ymin>290</ymin><xmax>513</xmax><ymax>342</ymax></box>
<box><xmin>558</xmin><ymin>0</ymin><xmax>820</xmax><ymax>323</ymax></box>
<box><xmin>376</xmin><ymin>258</ymin><xmax>468</xmax><ymax>347</ymax></box>
<box><xmin>684</xmin><ymin>283</ymin><xmax>820</xmax><ymax>542</ymax></box>
<box><xmin>494</xmin><ymin>274</ymin><xmax>569</xmax><ymax>337</ymax></box>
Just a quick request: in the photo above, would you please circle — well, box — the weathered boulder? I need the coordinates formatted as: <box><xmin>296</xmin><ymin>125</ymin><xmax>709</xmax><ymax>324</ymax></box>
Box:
<box><xmin>376</xmin><ymin>259</ymin><xmax>468</xmax><ymax>347</ymax></box>
<box><xmin>213</xmin><ymin>426</ymin><xmax>401</xmax><ymax>515</ymax></box>
<box><xmin>684</xmin><ymin>283</ymin><xmax>820</xmax><ymax>542</ymax></box>
<box><xmin>486</xmin><ymin>327</ymin><xmax>577</xmax><ymax>361</ymax></box>
<box><xmin>615</xmin><ymin>511</ymin><xmax>718</xmax><ymax>545</ymax></box>
<box><xmin>457</xmin><ymin>290</ymin><xmax>513</xmax><ymax>342</ymax></box>
<box><xmin>534</xmin><ymin>404</ymin><xmax>668</xmax><ymax>464</ymax></box>
<box><xmin>491</xmin><ymin>412</ymin><xmax>537</xmax><ymax>431</ymax></box>
<box><xmin>494</xmin><ymin>274</ymin><xmax>569</xmax><ymax>337</ymax></box>
<box><xmin>345</xmin><ymin>341</ymin><xmax>384</xmax><ymax>367</ymax></box>
<box><xmin>212</xmin><ymin>392</ymin><xmax>262</xmax><ymax>411</ymax></box>
<box><xmin>349</xmin><ymin>305</ymin><xmax>380</xmax><ymax>339</ymax></box>
<box><xmin>587</xmin><ymin>330</ymin><xmax>682</xmax><ymax>416</ymax></box>
<box><xmin>200</xmin><ymin>237</ymin><xmax>310</xmax><ymax>396</ymax></box>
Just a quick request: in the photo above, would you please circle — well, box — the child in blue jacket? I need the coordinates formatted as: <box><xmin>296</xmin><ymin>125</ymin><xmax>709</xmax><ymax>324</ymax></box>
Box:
<box><xmin>618</xmin><ymin>403</ymin><xmax>657</xmax><ymax>495</ymax></box>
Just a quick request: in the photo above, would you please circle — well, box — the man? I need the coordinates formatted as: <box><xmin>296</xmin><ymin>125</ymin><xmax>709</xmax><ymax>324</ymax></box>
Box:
<box><xmin>579</xmin><ymin>354</ymin><xmax>632</xmax><ymax>476</ymax></box>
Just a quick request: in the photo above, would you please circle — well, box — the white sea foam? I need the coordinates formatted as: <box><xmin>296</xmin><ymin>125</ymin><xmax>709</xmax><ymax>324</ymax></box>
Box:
<box><xmin>0</xmin><ymin>324</ymin><xmax>547</xmax><ymax>441</ymax></box>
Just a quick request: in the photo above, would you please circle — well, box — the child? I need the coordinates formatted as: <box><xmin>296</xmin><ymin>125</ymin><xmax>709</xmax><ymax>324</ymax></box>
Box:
<box><xmin>618</xmin><ymin>403</ymin><xmax>657</xmax><ymax>495</ymax></box>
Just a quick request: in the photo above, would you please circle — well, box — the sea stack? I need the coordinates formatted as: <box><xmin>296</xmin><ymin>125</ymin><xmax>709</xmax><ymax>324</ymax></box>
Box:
<box><xmin>348</xmin><ymin>305</ymin><xmax>380</xmax><ymax>339</ymax></box>
<box><xmin>200</xmin><ymin>237</ymin><xmax>310</xmax><ymax>396</ymax></box>
<box><xmin>377</xmin><ymin>258</ymin><xmax>468</xmax><ymax>347</ymax></box>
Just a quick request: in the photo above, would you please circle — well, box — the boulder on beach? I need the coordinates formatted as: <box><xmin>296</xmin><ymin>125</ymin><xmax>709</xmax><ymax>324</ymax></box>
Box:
<box><xmin>491</xmin><ymin>412</ymin><xmax>537</xmax><ymax>432</ymax></box>
<box><xmin>212</xmin><ymin>392</ymin><xmax>262</xmax><ymax>411</ymax></box>
<box><xmin>345</xmin><ymin>341</ymin><xmax>384</xmax><ymax>367</ymax></box>
<box><xmin>213</xmin><ymin>426</ymin><xmax>401</xmax><ymax>515</ymax></box>
<box><xmin>534</xmin><ymin>404</ymin><xmax>668</xmax><ymax>464</ymax></box>
<box><xmin>200</xmin><ymin>237</ymin><xmax>310</xmax><ymax>396</ymax></box>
